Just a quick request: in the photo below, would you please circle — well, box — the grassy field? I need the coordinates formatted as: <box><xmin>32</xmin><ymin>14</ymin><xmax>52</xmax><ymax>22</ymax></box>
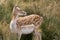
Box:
<box><xmin>0</xmin><ymin>0</ymin><xmax>60</xmax><ymax>40</ymax></box>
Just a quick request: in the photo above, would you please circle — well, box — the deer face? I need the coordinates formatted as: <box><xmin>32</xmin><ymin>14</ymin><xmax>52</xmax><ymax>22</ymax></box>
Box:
<box><xmin>13</xmin><ymin>6</ymin><xmax>27</xmax><ymax>17</ymax></box>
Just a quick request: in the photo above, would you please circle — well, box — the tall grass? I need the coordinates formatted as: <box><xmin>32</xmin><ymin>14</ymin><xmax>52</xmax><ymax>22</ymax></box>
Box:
<box><xmin>0</xmin><ymin>0</ymin><xmax>60</xmax><ymax>40</ymax></box>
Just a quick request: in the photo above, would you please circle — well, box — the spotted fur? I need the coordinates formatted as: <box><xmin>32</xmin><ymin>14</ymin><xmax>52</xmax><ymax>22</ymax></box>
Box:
<box><xmin>16</xmin><ymin>14</ymin><xmax>43</xmax><ymax>29</ymax></box>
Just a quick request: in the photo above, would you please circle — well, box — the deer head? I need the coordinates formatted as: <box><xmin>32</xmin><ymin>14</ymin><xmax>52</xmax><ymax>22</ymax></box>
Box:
<box><xmin>13</xmin><ymin>5</ymin><xmax>27</xmax><ymax>17</ymax></box>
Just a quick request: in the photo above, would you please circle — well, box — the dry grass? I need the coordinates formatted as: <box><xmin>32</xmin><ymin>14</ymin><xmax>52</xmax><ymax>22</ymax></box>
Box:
<box><xmin>0</xmin><ymin>0</ymin><xmax>60</xmax><ymax>40</ymax></box>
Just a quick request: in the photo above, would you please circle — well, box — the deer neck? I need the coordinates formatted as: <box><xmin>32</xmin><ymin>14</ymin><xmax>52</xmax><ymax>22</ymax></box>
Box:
<box><xmin>10</xmin><ymin>15</ymin><xmax>18</xmax><ymax>33</ymax></box>
<box><xmin>12</xmin><ymin>15</ymin><xmax>19</xmax><ymax>20</ymax></box>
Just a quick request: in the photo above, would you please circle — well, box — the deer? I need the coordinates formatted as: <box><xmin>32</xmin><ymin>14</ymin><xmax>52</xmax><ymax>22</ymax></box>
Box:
<box><xmin>10</xmin><ymin>5</ymin><xmax>43</xmax><ymax>40</ymax></box>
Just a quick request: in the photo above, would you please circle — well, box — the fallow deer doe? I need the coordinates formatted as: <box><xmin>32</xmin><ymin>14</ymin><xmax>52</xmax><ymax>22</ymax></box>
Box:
<box><xmin>10</xmin><ymin>5</ymin><xmax>43</xmax><ymax>40</ymax></box>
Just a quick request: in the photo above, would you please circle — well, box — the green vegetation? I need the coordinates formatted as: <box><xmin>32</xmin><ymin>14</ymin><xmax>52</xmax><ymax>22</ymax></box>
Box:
<box><xmin>0</xmin><ymin>0</ymin><xmax>60</xmax><ymax>40</ymax></box>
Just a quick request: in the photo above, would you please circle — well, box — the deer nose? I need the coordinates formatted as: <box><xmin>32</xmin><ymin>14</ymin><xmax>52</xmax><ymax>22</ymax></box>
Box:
<box><xmin>22</xmin><ymin>11</ymin><xmax>27</xmax><ymax>15</ymax></box>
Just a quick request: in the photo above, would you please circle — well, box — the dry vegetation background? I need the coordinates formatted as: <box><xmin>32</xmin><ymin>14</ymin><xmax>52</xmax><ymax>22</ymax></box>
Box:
<box><xmin>0</xmin><ymin>0</ymin><xmax>60</xmax><ymax>40</ymax></box>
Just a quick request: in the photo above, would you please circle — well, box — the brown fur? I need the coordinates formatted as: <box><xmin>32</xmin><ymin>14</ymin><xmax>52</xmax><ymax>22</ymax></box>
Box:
<box><xmin>16</xmin><ymin>14</ymin><xmax>43</xmax><ymax>28</ymax></box>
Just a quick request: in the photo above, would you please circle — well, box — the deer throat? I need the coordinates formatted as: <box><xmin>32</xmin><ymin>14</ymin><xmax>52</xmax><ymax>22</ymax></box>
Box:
<box><xmin>10</xmin><ymin>19</ymin><xmax>17</xmax><ymax>33</ymax></box>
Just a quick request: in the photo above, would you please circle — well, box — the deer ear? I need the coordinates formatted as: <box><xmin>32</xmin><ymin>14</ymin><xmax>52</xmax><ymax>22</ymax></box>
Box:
<box><xmin>16</xmin><ymin>7</ymin><xmax>20</xmax><ymax>10</ymax></box>
<box><xmin>13</xmin><ymin>5</ymin><xmax>19</xmax><ymax>13</ymax></box>
<box><xmin>13</xmin><ymin>6</ymin><xmax>16</xmax><ymax>13</ymax></box>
